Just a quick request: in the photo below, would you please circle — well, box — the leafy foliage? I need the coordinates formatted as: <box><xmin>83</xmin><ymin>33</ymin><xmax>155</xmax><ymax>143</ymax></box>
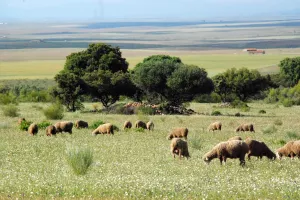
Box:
<box><xmin>37</xmin><ymin>121</ymin><xmax>52</xmax><ymax>129</ymax></box>
<box><xmin>211</xmin><ymin>110</ymin><xmax>222</xmax><ymax>116</ymax></box>
<box><xmin>19</xmin><ymin>120</ymin><xmax>33</xmax><ymax>131</ymax></box>
<box><xmin>279</xmin><ymin>57</ymin><xmax>300</xmax><ymax>87</ymax></box>
<box><xmin>43</xmin><ymin>103</ymin><xmax>64</xmax><ymax>120</ymax></box>
<box><xmin>89</xmin><ymin>120</ymin><xmax>105</xmax><ymax>130</ymax></box>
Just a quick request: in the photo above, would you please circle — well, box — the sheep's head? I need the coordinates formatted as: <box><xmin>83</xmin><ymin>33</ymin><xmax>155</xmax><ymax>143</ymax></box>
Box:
<box><xmin>203</xmin><ymin>157</ymin><xmax>211</xmax><ymax>164</ymax></box>
<box><xmin>235</xmin><ymin>127</ymin><xmax>240</xmax><ymax>132</ymax></box>
<box><xmin>167</xmin><ymin>134</ymin><xmax>173</xmax><ymax>140</ymax></box>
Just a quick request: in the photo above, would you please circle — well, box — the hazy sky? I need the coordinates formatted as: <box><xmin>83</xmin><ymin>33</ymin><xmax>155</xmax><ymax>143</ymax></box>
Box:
<box><xmin>0</xmin><ymin>0</ymin><xmax>299</xmax><ymax>22</ymax></box>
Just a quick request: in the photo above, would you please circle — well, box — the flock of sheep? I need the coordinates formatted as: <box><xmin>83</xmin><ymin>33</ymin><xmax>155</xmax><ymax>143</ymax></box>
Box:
<box><xmin>18</xmin><ymin>118</ymin><xmax>299</xmax><ymax>166</ymax></box>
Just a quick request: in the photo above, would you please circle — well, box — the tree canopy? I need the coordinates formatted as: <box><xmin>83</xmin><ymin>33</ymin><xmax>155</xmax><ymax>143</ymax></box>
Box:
<box><xmin>279</xmin><ymin>57</ymin><xmax>300</xmax><ymax>87</ymax></box>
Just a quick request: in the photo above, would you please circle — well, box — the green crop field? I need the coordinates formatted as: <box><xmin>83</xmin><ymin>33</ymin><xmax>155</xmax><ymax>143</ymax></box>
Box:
<box><xmin>1</xmin><ymin>102</ymin><xmax>300</xmax><ymax>199</ymax></box>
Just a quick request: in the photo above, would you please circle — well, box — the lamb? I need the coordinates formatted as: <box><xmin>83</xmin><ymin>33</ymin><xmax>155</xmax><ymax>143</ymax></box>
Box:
<box><xmin>170</xmin><ymin>138</ymin><xmax>190</xmax><ymax>159</ymax></box>
<box><xmin>167</xmin><ymin>127</ymin><xmax>188</xmax><ymax>140</ymax></box>
<box><xmin>146</xmin><ymin>121</ymin><xmax>154</xmax><ymax>131</ymax></box>
<box><xmin>228</xmin><ymin>136</ymin><xmax>243</xmax><ymax>141</ymax></box>
<box><xmin>46</xmin><ymin>125</ymin><xmax>57</xmax><ymax>136</ymax></box>
<box><xmin>245</xmin><ymin>138</ymin><xmax>276</xmax><ymax>160</ymax></box>
<box><xmin>75</xmin><ymin>120</ymin><xmax>88</xmax><ymax>129</ymax></box>
<box><xmin>123</xmin><ymin>121</ymin><xmax>132</xmax><ymax>130</ymax></box>
<box><xmin>28</xmin><ymin>123</ymin><xmax>38</xmax><ymax>136</ymax></box>
<box><xmin>203</xmin><ymin>140</ymin><xmax>249</xmax><ymax>166</ymax></box>
<box><xmin>208</xmin><ymin>121</ymin><xmax>222</xmax><ymax>132</ymax></box>
<box><xmin>276</xmin><ymin>141</ymin><xmax>294</xmax><ymax>159</ymax></box>
<box><xmin>235</xmin><ymin>123</ymin><xmax>255</xmax><ymax>133</ymax></box>
<box><xmin>54</xmin><ymin>121</ymin><xmax>73</xmax><ymax>134</ymax></box>
<box><xmin>135</xmin><ymin>120</ymin><xmax>147</xmax><ymax>129</ymax></box>
<box><xmin>92</xmin><ymin>123</ymin><xmax>114</xmax><ymax>135</ymax></box>
<box><xmin>291</xmin><ymin>140</ymin><xmax>300</xmax><ymax>158</ymax></box>
<box><xmin>18</xmin><ymin>118</ymin><xmax>26</xmax><ymax>125</ymax></box>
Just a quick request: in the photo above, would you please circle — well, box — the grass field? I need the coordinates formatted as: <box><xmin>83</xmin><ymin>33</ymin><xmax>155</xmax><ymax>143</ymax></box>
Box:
<box><xmin>1</xmin><ymin>48</ymin><xmax>299</xmax><ymax>79</ymax></box>
<box><xmin>1</xmin><ymin>102</ymin><xmax>300</xmax><ymax>199</ymax></box>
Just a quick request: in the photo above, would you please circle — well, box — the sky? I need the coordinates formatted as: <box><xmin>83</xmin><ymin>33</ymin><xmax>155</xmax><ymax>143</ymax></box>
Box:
<box><xmin>0</xmin><ymin>0</ymin><xmax>299</xmax><ymax>22</ymax></box>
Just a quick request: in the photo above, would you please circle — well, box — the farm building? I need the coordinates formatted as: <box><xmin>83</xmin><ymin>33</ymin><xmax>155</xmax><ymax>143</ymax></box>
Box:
<box><xmin>243</xmin><ymin>48</ymin><xmax>265</xmax><ymax>54</ymax></box>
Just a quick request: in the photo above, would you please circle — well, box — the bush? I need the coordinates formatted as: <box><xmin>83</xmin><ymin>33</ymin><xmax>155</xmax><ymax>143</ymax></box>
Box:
<box><xmin>0</xmin><ymin>93</ymin><xmax>17</xmax><ymax>105</ymax></box>
<box><xmin>211</xmin><ymin>110</ymin><xmax>222</xmax><ymax>116</ymax></box>
<box><xmin>282</xmin><ymin>99</ymin><xmax>293</xmax><ymax>107</ymax></box>
<box><xmin>287</xmin><ymin>131</ymin><xmax>300</xmax><ymax>140</ymax></box>
<box><xmin>135</xmin><ymin>127</ymin><xmax>145</xmax><ymax>132</ymax></box>
<box><xmin>89</xmin><ymin>120</ymin><xmax>105</xmax><ymax>130</ymax></box>
<box><xmin>274</xmin><ymin>119</ymin><xmax>283</xmax><ymax>126</ymax></box>
<box><xmin>231</xmin><ymin>99</ymin><xmax>249</xmax><ymax>109</ymax></box>
<box><xmin>66</xmin><ymin>147</ymin><xmax>93</xmax><ymax>175</ymax></box>
<box><xmin>259</xmin><ymin>110</ymin><xmax>266</xmax><ymax>114</ymax></box>
<box><xmin>19</xmin><ymin>120</ymin><xmax>33</xmax><ymax>131</ymax></box>
<box><xmin>37</xmin><ymin>121</ymin><xmax>51</xmax><ymax>129</ymax></box>
<box><xmin>135</xmin><ymin>106</ymin><xmax>156</xmax><ymax>115</ymax></box>
<box><xmin>43</xmin><ymin>103</ymin><xmax>64</xmax><ymax>120</ymax></box>
<box><xmin>2</xmin><ymin>104</ymin><xmax>19</xmax><ymax>117</ymax></box>
<box><xmin>262</xmin><ymin>124</ymin><xmax>277</xmax><ymax>134</ymax></box>
<box><xmin>240</xmin><ymin>106</ymin><xmax>250</xmax><ymax>112</ymax></box>
<box><xmin>235</xmin><ymin>112</ymin><xmax>242</xmax><ymax>117</ymax></box>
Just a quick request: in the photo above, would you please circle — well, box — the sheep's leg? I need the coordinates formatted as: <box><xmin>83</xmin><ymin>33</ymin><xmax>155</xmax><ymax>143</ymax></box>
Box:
<box><xmin>219</xmin><ymin>157</ymin><xmax>223</xmax><ymax>165</ymax></box>
<box><xmin>247</xmin><ymin>153</ymin><xmax>252</xmax><ymax>160</ymax></box>
<box><xmin>240</xmin><ymin>157</ymin><xmax>246</xmax><ymax>166</ymax></box>
<box><xmin>178</xmin><ymin>149</ymin><xmax>182</xmax><ymax>160</ymax></box>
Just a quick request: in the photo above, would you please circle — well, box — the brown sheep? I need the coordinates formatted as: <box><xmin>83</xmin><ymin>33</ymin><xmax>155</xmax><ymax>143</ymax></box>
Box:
<box><xmin>167</xmin><ymin>127</ymin><xmax>188</xmax><ymax>140</ymax></box>
<box><xmin>135</xmin><ymin>120</ymin><xmax>147</xmax><ymax>129</ymax></box>
<box><xmin>208</xmin><ymin>121</ymin><xmax>222</xmax><ymax>132</ymax></box>
<box><xmin>28</xmin><ymin>123</ymin><xmax>38</xmax><ymax>136</ymax></box>
<box><xmin>203</xmin><ymin>140</ymin><xmax>249</xmax><ymax>166</ymax></box>
<box><xmin>75</xmin><ymin>120</ymin><xmax>88</xmax><ymax>129</ymax></box>
<box><xmin>55</xmin><ymin>121</ymin><xmax>73</xmax><ymax>134</ymax></box>
<box><xmin>92</xmin><ymin>123</ymin><xmax>114</xmax><ymax>135</ymax></box>
<box><xmin>123</xmin><ymin>121</ymin><xmax>132</xmax><ymax>130</ymax></box>
<box><xmin>18</xmin><ymin>118</ymin><xmax>26</xmax><ymax>125</ymax></box>
<box><xmin>245</xmin><ymin>138</ymin><xmax>276</xmax><ymax>160</ymax></box>
<box><xmin>46</xmin><ymin>125</ymin><xmax>57</xmax><ymax>136</ymax></box>
<box><xmin>290</xmin><ymin>140</ymin><xmax>300</xmax><ymax>159</ymax></box>
<box><xmin>146</xmin><ymin>121</ymin><xmax>154</xmax><ymax>131</ymax></box>
<box><xmin>228</xmin><ymin>136</ymin><xmax>243</xmax><ymax>141</ymax></box>
<box><xmin>276</xmin><ymin>141</ymin><xmax>294</xmax><ymax>159</ymax></box>
<box><xmin>235</xmin><ymin>123</ymin><xmax>255</xmax><ymax>133</ymax></box>
<box><xmin>170</xmin><ymin>138</ymin><xmax>190</xmax><ymax>159</ymax></box>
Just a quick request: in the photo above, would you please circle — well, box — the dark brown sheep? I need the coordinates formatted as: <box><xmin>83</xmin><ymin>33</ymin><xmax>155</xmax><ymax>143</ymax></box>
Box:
<box><xmin>235</xmin><ymin>123</ymin><xmax>255</xmax><ymax>133</ymax></box>
<box><xmin>167</xmin><ymin>127</ymin><xmax>188</xmax><ymax>140</ymax></box>
<box><xmin>245</xmin><ymin>138</ymin><xmax>276</xmax><ymax>160</ymax></box>
<box><xmin>28</xmin><ymin>123</ymin><xmax>38</xmax><ymax>136</ymax></box>
<box><xmin>203</xmin><ymin>140</ymin><xmax>249</xmax><ymax>166</ymax></box>
<box><xmin>170</xmin><ymin>138</ymin><xmax>190</xmax><ymax>159</ymax></box>
<box><xmin>55</xmin><ymin>121</ymin><xmax>73</xmax><ymax>134</ymax></box>
<box><xmin>228</xmin><ymin>136</ymin><xmax>243</xmax><ymax>141</ymax></box>
<box><xmin>208</xmin><ymin>121</ymin><xmax>222</xmax><ymax>132</ymax></box>
<box><xmin>276</xmin><ymin>141</ymin><xmax>294</xmax><ymax>159</ymax></box>
<box><xmin>75</xmin><ymin>120</ymin><xmax>88</xmax><ymax>129</ymax></box>
<box><xmin>46</xmin><ymin>125</ymin><xmax>57</xmax><ymax>136</ymax></box>
<box><xmin>92</xmin><ymin>123</ymin><xmax>114</xmax><ymax>135</ymax></box>
<box><xmin>123</xmin><ymin>121</ymin><xmax>132</xmax><ymax>130</ymax></box>
<box><xmin>146</xmin><ymin>121</ymin><xmax>154</xmax><ymax>131</ymax></box>
<box><xmin>135</xmin><ymin>120</ymin><xmax>147</xmax><ymax>129</ymax></box>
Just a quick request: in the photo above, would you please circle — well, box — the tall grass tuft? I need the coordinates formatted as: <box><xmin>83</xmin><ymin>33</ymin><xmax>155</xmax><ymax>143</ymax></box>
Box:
<box><xmin>43</xmin><ymin>103</ymin><xmax>64</xmax><ymax>120</ymax></box>
<box><xmin>274</xmin><ymin>119</ymin><xmax>283</xmax><ymax>126</ymax></box>
<box><xmin>190</xmin><ymin>137</ymin><xmax>202</xmax><ymax>150</ymax></box>
<box><xmin>262</xmin><ymin>124</ymin><xmax>277</xmax><ymax>134</ymax></box>
<box><xmin>2</xmin><ymin>104</ymin><xmax>19</xmax><ymax>117</ymax></box>
<box><xmin>287</xmin><ymin>131</ymin><xmax>300</xmax><ymax>140</ymax></box>
<box><xmin>66</xmin><ymin>147</ymin><xmax>93</xmax><ymax>175</ymax></box>
<box><xmin>89</xmin><ymin>120</ymin><xmax>105</xmax><ymax>130</ymax></box>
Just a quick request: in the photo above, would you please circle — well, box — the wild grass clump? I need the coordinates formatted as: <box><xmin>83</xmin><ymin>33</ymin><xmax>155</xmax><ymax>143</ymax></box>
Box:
<box><xmin>190</xmin><ymin>137</ymin><xmax>202</xmax><ymax>150</ymax></box>
<box><xmin>0</xmin><ymin>93</ymin><xmax>17</xmax><ymax>105</ymax></box>
<box><xmin>66</xmin><ymin>147</ymin><xmax>93</xmax><ymax>175</ymax></box>
<box><xmin>211</xmin><ymin>110</ymin><xmax>222</xmax><ymax>116</ymax></box>
<box><xmin>0</xmin><ymin>122</ymin><xmax>10</xmax><ymax>129</ymax></box>
<box><xmin>89</xmin><ymin>120</ymin><xmax>105</xmax><ymax>130</ymax></box>
<box><xmin>282</xmin><ymin>99</ymin><xmax>293</xmax><ymax>107</ymax></box>
<box><xmin>43</xmin><ymin>103</ymin><xmax>64</xmax><ymax>120</ymax></box>
<box><xmin>262</xmin><ymin>124</ymin><xmax>277</xmax><ymax>134</ymax></box>
<box><xmin>136</xmin><ymin>106</ymin><xmax>156</xmax><ymax>115</ymax></box>
<box><xmin>287</xmin><ymin>131</ymin><xmax>300</xmax><ymax>140</ymax></box>
<box><xmin>259</xmin><ymin>109</ymin><xmax>266</xmax><ymax>114</ymax></box>
<box><xmin>2</xmin><ymin>104</ymin><xmax>19</xmax><ymax>117</ymax></box>
<box><xmin>273</xmin><ymin>139</ymin><xmax>286</xmax><ymax>146</ymax></box>
<box><xmin>135</xmin><ymin>127</ymin><xmax>145</xmax><ymax>132</ymax></box>
<box><xmin>274</xmin><ymin>119</ymin><xmax>283</xmax><ymax>126</ymax></box>
<box><xmin>19</xmin><ymin>120</ymin><xmax>33</xmax><ymax>131</ymax></box>
<box><xmin>37</xmin><ymin>121</ymin><xmax>51</xmax><ymax>129</ymax></box>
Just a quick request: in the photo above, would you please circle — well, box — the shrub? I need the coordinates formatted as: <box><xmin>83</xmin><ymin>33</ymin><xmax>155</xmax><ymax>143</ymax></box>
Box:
<box><xmin>89</xmin><ymin>120</ymin><xmax>105</xmax><ymax>130</ymax></box>
<box><xmin>0</xmin><ymin>93</ymin><xmax>17</xmax><ymax>105</ymax></box>
<box><xmin>282</xmin><ymin>99</ymin><xmax>293</xmax><ymax>107</ymax></box>
<box><xmin>43</xmin><ymin>103</ymin><xmax>64</xmax><ymax>120</ymax></box>
<box><xmin>262</xmin><ymin>124</ymin><xmax>277</xmax><ymax>134</ymax></box>
<box><xmin>37</xmin><ymin>121</ymin><xmax>51</xmax><ymax>129</ymax></box>
<box><xmin>211</xmin><ymin>110</ymin><xmax>222</xmax><ymax>116</ymax></box>
<box><xmin>287</xmin><ymin>131</ymin><xmax>300</xmax><ymax>140</ymax></box>
<box><xmin>231</xmin><ymin>99</ymin><xmax>249</xmax><ymax>109</ymax></box>
<box><xmin>66</xmin><ymin>147</ymin><xmax>93</xmax><ymax>175</ymax></box>
<box><xmin>259</xmin><ymin>110</ymin><xmax>266</xmax><ymax>114</ymax></box>
<box><xmin>240</xmin><ymin>106</ymin><xmax>250</xmax><ymax>112</ymax></box>
<box><xmin>135</xmin><ymin>106</ymin><xmax>156</xmax><ymax>115</ymax></box>
<box><xmin>19</xmin><ymin>120</ymin><xmax>33</xmax><ymax>131</ymax></box>
<box><xmin>235</xmin><ymin>112</ymin><xmax>243</xmax><ymax>117</ymax></box>
<box><xmin>2</xmin><ymin>104</ymin><xmax>19</xmax><ymax>117</ymax></box>
<box><xmin>274</xmin><ymin>119</ymin><xmax>283</xmax><ymax>126</ymax></box>
<box><xmin>135</xmin><ymin>127</ymin><xmax>145</xmax><ymax>132</ymax></box>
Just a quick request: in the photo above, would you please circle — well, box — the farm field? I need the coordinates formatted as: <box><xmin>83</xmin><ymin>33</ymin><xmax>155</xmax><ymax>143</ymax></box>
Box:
<box><xmin>1</xmin><ymin>48</ymin><xmax>299</xmax><ymax>79</ymax></box>
<box><xmin>1</xmin><ymin>102</ymin><xmax>300</xmax><ymax>199</ymax></box>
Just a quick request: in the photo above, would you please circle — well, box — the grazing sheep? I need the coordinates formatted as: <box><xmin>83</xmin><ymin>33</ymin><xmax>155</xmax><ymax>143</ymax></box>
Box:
<box><xmin>46</xmin><ymin>125</ymin><xmax>57</xmax><ymax>136</ymax></box>
<box><xmin>28</xmin><ymin>123</ymin><xmax>38</xmax><ymax>136</ymax></box>
<box><xmin>123</xmin><ymin>121</ymin><xmax>132</xmax><ymax>130</ymax></box>
<box><xmin>208</xmin><ymin>121</ymin><xmax>222</xmax><ymax>132</ymax></box>
<box><xmin>75</xmin><ymin>120</ymin><xmax>88</xmax><ymax>129</ymax></box>
<box><xmin>167</xmin><ymin>127</ymin><xmax>188</xmax><ymax>140</ymax></box>
<box><xmin>235</xmin><ymin>123</ymin><xmax>255</xmax><ymax>133</ymax></box>
<box><xmin>245</xmin><ymin>138</ymin><xmax>276</xmax><ymax>160</ymax></box>
<box><xmin>18</xmin><ymin>118</ymin><xmax>26</xmax><ymax>125</ymax></box>
<box><xmin>54</xmin><ymin>121</ymin><xmax>73</xmax><ymax>134</ymax></box>
<box><xmin>170</xmin><ymin>138</ymin><xmax>190</xmax><ymax>159</ymax></box>
<box><xmin>135</xmin><ymin>120</ymin><xmax>147</xmax><ymax>129</ymax></box>
<box><xmin>92</xmin><ymin>123</ymin><xmax>114</xmax><ymax>135</ymax></box>
<box><xmin>203</xmin><ymin>140</ymin><xmax>249</xmax><ymax>166</ymax></box>
<box><xmin>146</xmin><ymin>121</ymin><xmax>154</xmax><ymax>131</ymax></box>
<box><xmin>276</xmin><ymin>141</ymin><xmax>294</xmax><ymax>159</ymax></box>
<box><xmin>290</xmin><ymin>140</ymin><xmax>300</xmax><ymax>159</ymax></box>
<box><xmin>228</xmin><ymin>136</ymin><xmax>243</xmax><ymax>141</ymax></box>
